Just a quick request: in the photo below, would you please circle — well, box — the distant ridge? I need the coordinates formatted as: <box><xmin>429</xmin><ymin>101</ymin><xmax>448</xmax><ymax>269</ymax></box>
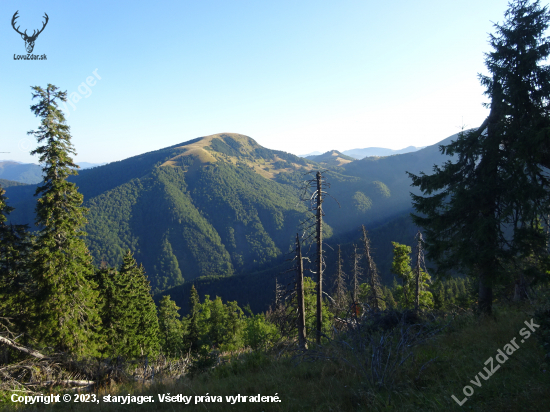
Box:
<box><xmin>342</xmin><ymin>146</ymin><xmax>425</xmax><ymax>159</ymax></box>
<box><xmin>298</xmin><ymin>151</ymin><xmax>322</xmax><ymax>157</ymax></box>
<box><xmin>0</xmin><ymin>161</ymin><xmax>42</xmax><ymax>184</ymax></box>
<box><xmin>297</xmin><ymin>146</ymin><xmax>425</xmax><ymax>160</ymax></box>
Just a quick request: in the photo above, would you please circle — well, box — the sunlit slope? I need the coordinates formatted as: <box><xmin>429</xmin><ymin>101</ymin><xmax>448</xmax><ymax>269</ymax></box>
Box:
<box><xmin>81</xmin><ymin>133</ymin><xmax>316</xmax><ymax>292</ymax></box>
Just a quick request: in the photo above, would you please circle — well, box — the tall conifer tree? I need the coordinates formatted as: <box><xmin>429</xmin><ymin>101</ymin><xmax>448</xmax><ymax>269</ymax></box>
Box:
<box><xmin>119</xmin><ymin>251</ymin><xmax>160</xmax><ymax>357</ymax></box>
<box><xmin>158</xmin><ymin>295</ymin><xmax>184</xmax><ymax>355</ymax></box>
<box><xmin>409</xmin><ymin>0</ymin><xmax>550</xmax><ymax>314</ymax></box>
<box><xmin>186</xmin><ymin>285</ymin><xmax>201</xmax><ymax>352</ymax></box>
<box><xmin>27</xmin><ymin>84</ymin><xmax>100</xmax><ymax>356</ymax></box>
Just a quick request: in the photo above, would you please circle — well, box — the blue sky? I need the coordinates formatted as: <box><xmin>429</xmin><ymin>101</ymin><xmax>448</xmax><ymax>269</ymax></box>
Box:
<box><xmin>1</xmin><ymin>0</ymin><xmax>515</xmax><ymax>163</ymax></box>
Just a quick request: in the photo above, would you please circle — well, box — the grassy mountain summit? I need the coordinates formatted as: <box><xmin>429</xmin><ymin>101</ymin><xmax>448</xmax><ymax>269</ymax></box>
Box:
<box><xmin>305</xmin><ymin>150</ymin><xmax>356</xmax><ymax>167</ymax></box>
<box><xmin>81</xmin><ymin>133</ymin><xmax>320</xmax><ymax>292</ymax></box>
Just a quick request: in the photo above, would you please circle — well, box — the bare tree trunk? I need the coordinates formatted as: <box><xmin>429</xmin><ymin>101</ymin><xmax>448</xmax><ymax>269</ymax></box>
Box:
<box><xmin>414</xmin><ymin>232</ymin><xmax>422</xmax><ymax>313</ymax></box>
<box><xmin>361</xmin><ymin>225</ymin><xmax>381</xmax><ymax>311</ymax></box>
<box><xmin>333</xmin><ymin>245</ymin><xmax>346</xmax><ymax>313</ymax></box>
<box><xmin>351</xmin><ymin>245</ymin><xmax>361</xmax><ymax>316</ymax></box>
<box><xmin>296</xmin><ymin>234</ymin><xmax>307</xmax><ymax>350</ymax></box>
<box><xmin>316</xmin><ymin>171</ymin><xmax>323</xmax><ymax>343</ymax></box>
<box><xmin>274</xmin><ymin>277</ymin><xmax>281</xmax><ymax>307</ymax></box>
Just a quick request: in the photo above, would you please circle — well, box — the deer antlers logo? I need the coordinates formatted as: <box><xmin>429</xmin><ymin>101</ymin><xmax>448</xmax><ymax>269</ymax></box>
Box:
<box><xmin>11</xmin><ymin>11</ymin><xmax>49</xmax><ymax>53</ymax></box>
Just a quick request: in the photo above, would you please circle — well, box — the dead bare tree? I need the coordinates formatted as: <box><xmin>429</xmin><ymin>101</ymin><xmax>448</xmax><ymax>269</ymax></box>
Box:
<box><xmin>362</xmin><ymin>225</ymin><xmax>382</xmax><ymax>311</ymax></box>
<box><xmin>299</xmin><ymin>170</ymin><xmax>338</xmax><ymax>343</ymax></box>
<box><xmin>332</xmin><ymin>245</ymin><xmax>347</xmax><ymax>314</ymax></box>
<box><xmin>350</xmin><ymin>245</ymin><xmax>362</xmax><ymax>317</ymax></box>
<box><xmin>295</xmin><ymin>234</ymin><xmax>308</xmax><ymax>350</ymax></box>
<box><xmin>412</xmin><ymin>231</ymin><xmax>431</xmax><ymax>313</ymax></box>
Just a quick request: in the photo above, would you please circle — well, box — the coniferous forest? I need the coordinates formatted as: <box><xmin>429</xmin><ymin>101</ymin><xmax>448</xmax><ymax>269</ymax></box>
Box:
<box><xmin>1</xmin><ymin>1</ymin><xmax>550</xmax><ymax>410</ymax></box>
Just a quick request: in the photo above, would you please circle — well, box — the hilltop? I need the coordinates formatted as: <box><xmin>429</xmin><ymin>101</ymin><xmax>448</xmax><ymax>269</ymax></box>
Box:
<box><xmin>305</xmin><ymin>150</ymin><xmax>356</xmax><ymax>167</ymax></box>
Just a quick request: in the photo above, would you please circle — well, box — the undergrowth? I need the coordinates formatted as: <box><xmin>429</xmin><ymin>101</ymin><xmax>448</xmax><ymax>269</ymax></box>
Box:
<box><xmin>1</xmin><ymin>303</ymin><xmax>549</xmax><ymax>411</ymax></box>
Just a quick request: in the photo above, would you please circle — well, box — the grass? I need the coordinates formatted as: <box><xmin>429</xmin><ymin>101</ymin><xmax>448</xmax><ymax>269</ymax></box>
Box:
<box><xmin>2</xmin><ymin>303</ymin><xmax>549</xmax><ymax>411</ymax></box>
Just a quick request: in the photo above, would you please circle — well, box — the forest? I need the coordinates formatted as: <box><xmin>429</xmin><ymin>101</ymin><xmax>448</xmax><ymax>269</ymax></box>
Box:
<box><xmin>1</xmin><ymin>1</ymin><xmax>550</xmax><ymax>410</ymax></box>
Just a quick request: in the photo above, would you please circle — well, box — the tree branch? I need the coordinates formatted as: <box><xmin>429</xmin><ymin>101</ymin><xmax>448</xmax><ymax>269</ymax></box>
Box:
<box><xmin>0</xmin><ymin>335</ymin><xmax>47</xmax><ymax>359</ymax></box>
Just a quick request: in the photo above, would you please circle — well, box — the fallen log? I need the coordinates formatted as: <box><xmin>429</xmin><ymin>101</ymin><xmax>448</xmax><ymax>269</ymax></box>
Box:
<box><xmin>0</xmin><ymin>335</ymin><xmax>47</xmax><ymax>360</ymax></box>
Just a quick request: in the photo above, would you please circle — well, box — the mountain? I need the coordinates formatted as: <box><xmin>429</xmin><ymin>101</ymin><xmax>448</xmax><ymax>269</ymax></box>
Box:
<box><xmin>0</xmin><ymin>179</ymin><xmax>28</xmax><ymax>188</ymax></box>
<box><xmin>158</xmin><ymin>134</ymin><xmax>461</xmax><ymax>314</ymax></box>
<box><xmin>342</xmin><ymin>146</ymin><xmax>425</xmax><ymax>159</ymax></box>
<box><xmin>5</xmin><ymin>131</ymin><xmax>461</xmax><ymax>298</ymax></box>
<box><xmin>305</xmin><ymin>150</ymin><xmax>356</xmax><ymax>167</ymax></box>
<box><xmin>298</xmin><ymin>151</ymin><xmax>322</xmax><ymax>157</ymax></box>
<box><xmin>6</xmin><ymin>133</ymin><xmax>327</xmax><ymax>293</ymax></box>
<box><xmin>77</xmin><ymin>162</ymin><xmax>107</xmax><ymax>169</ymax></box>
<box><xmin>0</xmin><ymin>161</ymin><xmax>42</xmax><ymax>184</ymax></box>
<box><xmin>0</xmin><ymin>161</ymin><xmax>107</xmax><ymax>185</ymax></box>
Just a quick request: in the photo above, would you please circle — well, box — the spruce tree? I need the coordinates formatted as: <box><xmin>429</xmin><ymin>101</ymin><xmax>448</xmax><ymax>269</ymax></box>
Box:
<box><xmin>186</xmin><ymin>285</ymin><xmax>201</xmax><ymax>352</ymax></box>
<box><xmin>27</xmin><ymin>84</ymin><xmax>100</xmax><ymax>356</ymax></box>
<box><xmin>118</xmin><ymin>251</ymin><xmax>160</xmax><ymax>357</ymax></box>
<box><xmin>409</xmin><ymin>0</ymin><xmax>550</xmax><ymax>314</ymax></box>
<box><xmin>158</xmin><ymin>295</ymin><xmax>184</xmax><ymax>355</ymax></box>
<box><xmin>95</xmin><ymin>266</ymin><xmax>122</xmax><ymax>356</ymax></box>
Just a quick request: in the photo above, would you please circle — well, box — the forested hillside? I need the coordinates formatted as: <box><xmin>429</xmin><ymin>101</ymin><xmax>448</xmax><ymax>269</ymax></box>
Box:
<box><xmin>0</xmin><ymin>161</ymin><xmax>42</xmax><ymax>184</ymax></box>
<box><xmin>5</xmin><ymin>132</ymin><xmax>458</xmax><ymax>293</ymax></box>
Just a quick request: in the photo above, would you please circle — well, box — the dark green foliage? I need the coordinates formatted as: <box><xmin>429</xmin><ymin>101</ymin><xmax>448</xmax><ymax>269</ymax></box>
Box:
<box><xmin>409</xmin><ymin>0</ymin><xmax>550</xmax><ymax>314</ymax></box>
<box><xmin>209</xmin><ymin>137</ymin><xmax>241</xmax><ymax>157</ymax></box>
<box><xmin>390</xmin><ymin>242</ymin><xmax>433</xmax><ymax>310</ymax></box>
<box><xmin>534</xmin><ymin>298</ymin><xmax>550</xmax><ymax>360</ymax></box>
<box><xmin>158</xmin><ymin>295</ymin><xmax>184</xmax><ymax>355</ymax></box>
<box><xmin>121</xmin><ymin>254</ymin><xmax>161</xmax><ymax>357</ymax></box>
<box><xmin>0</xmin><ymin>185</ymin><xmax>33</xmax><ymax>335</ymax></box>
<box><xmin>154</xmin><ymin>236</ymin><xmax>184</xmax><ymax>292</ymax></box>
<box><xmin>383</xmin><ymin>286</ymin><xmax>397</xmax><ymax>309</ymax></box>
<box><xmin>352</xmin><ymin>191</ymin><xmax>372</xmax><ymax>213</ymax></box>
<box><xmin>282</xmin><ymin>277</ymin><xmax>333</xmax><ymax>341</ymax></box>
<box><xmin>186</xmin><ymin>285</ymin><xmax>201</xmax><ymax>352</ymax></box>
<box><xmin>429</xmin><ymin>277</ymin><xmax>474</xmax><ymax>310</ymax></box>
<box><xmin>27</xmin><ymin>84</ymin><xmax>101</xmax><ymax>357</ymax></box>
<box><xmin>95</xmin><ymin>251</ymin><xmax>160</xmax><ymax>358</ymax></box>
<box><xmin>197</xmin><ymin>295</ymin><xmax>245</xmax><ymax>352</ymax></box>
<box><xmin>243</xmin><ymin>309</ymin><xmax>280</xmax><ymax>351</ymax></box>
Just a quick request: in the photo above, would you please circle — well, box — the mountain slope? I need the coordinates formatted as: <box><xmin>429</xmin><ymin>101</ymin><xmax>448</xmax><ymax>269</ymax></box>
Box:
<box><xmin>0</xmin><ymin>179</ymin><xmax>28</xmax><ymax>188</ymax></box>
<box><xmin>7</xmin><ymin>134</ymin><xmax>324</xmax><ymax>292</ymax></box>
<box><xmin>342</xmin><ymin>145</ymin><xmax>425</xmax><ymax>159</ymax></box>
<box><xmin>0</xmin><ymin>161</ymin><xmax>42</xmax><ymax>184</ymax></box>
<box><xmin>5</xmin><ymin>131</ymin><xmax>461</xmax><ymax>294</ymax></box>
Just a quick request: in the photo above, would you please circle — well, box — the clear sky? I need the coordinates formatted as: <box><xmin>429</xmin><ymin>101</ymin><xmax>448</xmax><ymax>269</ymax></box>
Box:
<box><xmin>1</xmin><ymin>0</ymin><xmax>516</xmax><ymax>163</ymax></box>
